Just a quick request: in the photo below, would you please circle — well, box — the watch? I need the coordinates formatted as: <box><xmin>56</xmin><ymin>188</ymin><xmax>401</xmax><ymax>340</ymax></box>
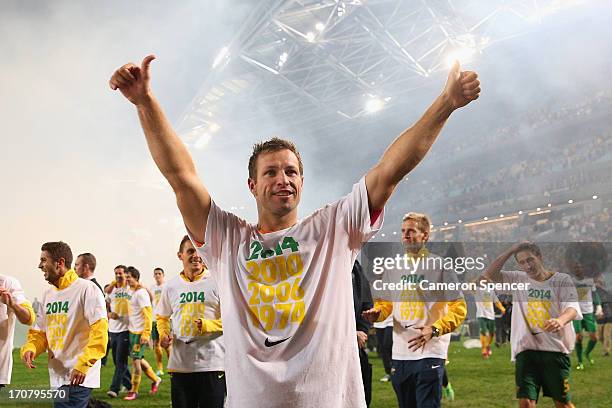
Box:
<box><xmin>431</xmin><ymin>326</ymin><xmax>441</xmax><ymax>337</ymax></box>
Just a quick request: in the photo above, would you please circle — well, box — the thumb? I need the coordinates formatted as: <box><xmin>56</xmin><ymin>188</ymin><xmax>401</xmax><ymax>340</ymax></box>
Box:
<box><xmin>449</xmin><ymin>60</ymin><xmax>460</xmax><ymax>79</ymax></box>
<box><xmin>141</xmin><ymin>54</ymin><xmax>156</xmax><ymax>80</ymax></box>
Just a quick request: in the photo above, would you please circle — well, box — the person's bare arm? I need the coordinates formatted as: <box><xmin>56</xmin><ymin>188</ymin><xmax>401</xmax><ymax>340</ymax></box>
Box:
<box><xmin>543</xmin><ymin>307</ymin><xmax>577</xmax><ymax>333</ymax></box>
<box><xmin>0</xmin><ymin>290</ymin><xmax>34</xmax><ymax>325</ymax></box>
<box><xmin>365</xmin><ymin>62</ymin><xmax>480</xmax><ymax>211</ymax></box>
<box><xmin>109</xmin><ymin>56</ymin><xmax>211</xmax><ymax>243</ymax></box>
<box><xmin>484</xmin><ymin>243</ymin><xmax>523</xmax><ymax>283</ymax></box>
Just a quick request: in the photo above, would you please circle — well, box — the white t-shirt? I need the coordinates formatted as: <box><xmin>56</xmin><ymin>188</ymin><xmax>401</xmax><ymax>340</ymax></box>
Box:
<box><xmin>0</xmin><ymin>275</ymin><xmax>29</xmax><ymax>384</ymax></box>
<box><xmin>475</xmin><ymin>290</ymin><xmax>498</xmax><ymax>320</ymax></box>
<box><xmin>34</xmin><ymin>278</ymin><xmax>107</xmax><ymax>388</ymax></box>
<box><xmin>373</xmin><ymin>313</ymin><xmax>393</xmax><ymax>329</ymax></box>
<box><xmin>155</xmin><ymin>271</ymin><xmax>224</xmax><ymax>372</ymax></box>
<box><xmin>573</xmin><ymin>277</ymin><xmax>596</xmax><ymax>314</ymax></box>
<box><xmin>106</xmin><ymin>283</ymin><xmax>131</xmax><ymax>333</ymax></box>
<box><xmin>501</xmin><ymin>270</ymin><xmax>582</xmax><ymax>360</ymax></box>
<box><xmin>383</xmin><ymin>254</ymin><xmax>462</xmax><ymax>361</ymax></box>
<box><xmin>190</xmin><ymin>178</ymin><xmax>382</xmax><ymax>408</ymax></box>
<box><xmin>128</xmin><ymin>287</ymin><xmax>151</xmax><ymax>334</ymax></box>
<box><xmin>152</xmin><ymin>283</ymin><xmax>164</xmax><ymax>322</ymax></box>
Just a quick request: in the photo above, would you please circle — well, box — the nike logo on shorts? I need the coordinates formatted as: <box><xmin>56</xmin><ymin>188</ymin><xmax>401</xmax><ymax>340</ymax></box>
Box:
<box><xmin>431</xmin><ymin>365</ymin><xmax>441</xmax><ymax>369</ymax></box>
<box><xmin>264</xmin><ymin>337</ymin><xmax>291</xmax><ymax>347</ymax></box>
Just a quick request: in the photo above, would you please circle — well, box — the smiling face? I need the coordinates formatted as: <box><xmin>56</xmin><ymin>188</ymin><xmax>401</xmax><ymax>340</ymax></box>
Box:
<box><xmin>39</xmin><ymin>250</ymin><xmax>62</xmax><ymax>285</ymax></box>
<box><xmin>114</xmin><ymin>267</ymin><xmax>126</xmax><ymax>284</ymax></box>
<box><xmin>178</xmin><ymin>239</ymin><xmax>204</xmax><ymax>275</ymax></box>
<box><xmin>248</xmin><ymin>149</ymin><xmax>303</xmax><ymax>221</ymax></box>
<box><xmin>126</xmin><ymin>272</ymin><xmax>138</xmax><ymax>288</ymax></box>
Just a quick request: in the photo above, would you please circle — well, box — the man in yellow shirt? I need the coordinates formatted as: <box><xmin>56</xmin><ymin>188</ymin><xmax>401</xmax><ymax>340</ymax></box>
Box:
<box><xmin>21</xmin><ymin>241</ymin><xmax>108</xmax><ymax>408</ymax></box>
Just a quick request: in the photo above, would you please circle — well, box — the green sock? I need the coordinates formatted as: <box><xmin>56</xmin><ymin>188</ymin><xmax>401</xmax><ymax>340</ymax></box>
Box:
<box><xmin>576</xmin><ymin>341</ymin><xmax>583</xmax><ymax>363</ymax></box>
<box><xmin>586</xmin><ymin>339</ymin><xmax>597</xmax><ymax>357</ymax></box>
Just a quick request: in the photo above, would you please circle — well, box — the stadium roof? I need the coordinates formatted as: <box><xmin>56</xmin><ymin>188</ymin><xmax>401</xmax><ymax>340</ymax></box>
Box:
<box><xmin>177</xmin><ymin>0</ymin><xmax>589</xmax><ymax>148</ymax></box>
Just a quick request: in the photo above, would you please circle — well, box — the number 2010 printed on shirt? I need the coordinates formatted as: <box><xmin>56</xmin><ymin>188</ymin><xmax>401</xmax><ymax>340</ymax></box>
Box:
<box><xmin>246</xmin><ymin>237</ymin><xmax>305</xmax><ymax>331</ymax></box>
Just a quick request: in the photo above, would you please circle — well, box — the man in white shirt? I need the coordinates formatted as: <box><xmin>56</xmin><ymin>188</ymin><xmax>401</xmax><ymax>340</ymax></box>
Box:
<box><xmin>151</xmin><ymin>267</ymin><xmax>170</xmax><ymax>376</ymax></box>
<box><xmin>105</xmin><ymin>265</ymin><xmax>133</xmax><ymax>398</ymax></box>
<box><xmin>123</xmin><ymin>267</ymin><xmax>161</xmax><ymax>401</ymax></box>
<box><xmin>485</xmin><ymin>242</ymin><xmax>580</xmax><ymax>408</ymax></box>
<box><xmin>474</xmin><ymin>288</ymin><xmax>505</xmax><ymax>358</ymax></box>
<box><xmin>156</xmin><ymin>235</ymin><xmax>225</xmax><ymax>408</ymax></box>
<box><xmin>110</xmin><ymin>53</ymin><xmax>480</xmax><ymax>407</ymax></box>
<box><xmin>363</xmin><ymin>212</ymin><xmax>466</xmax><ymax>408</ymax></box>
<box><xmin>564</xmin><ymin>244</ymin><xmax>603</xmax><ymax>370</ymax></box>
<box><xmin>21</xmin><ymin>241</ymin><xmax>108</xmax><ymax>408</ymax></box>
<box><xmin>0</xmin><ymin>275</ymin><xmax>36</xmax><ymax>387</ymax></box>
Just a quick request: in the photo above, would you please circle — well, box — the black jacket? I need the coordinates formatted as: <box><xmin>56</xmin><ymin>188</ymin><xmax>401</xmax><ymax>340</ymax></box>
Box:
<box><xmin>352</xmin><ymin>260</ymin><xmax>373</xmax><ymax>333</ymax></box>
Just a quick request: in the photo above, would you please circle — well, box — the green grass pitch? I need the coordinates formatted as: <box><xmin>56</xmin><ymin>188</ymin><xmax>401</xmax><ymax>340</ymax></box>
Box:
<box><xmin>2</xmin><ymin>342</ymin><xmax>610</xmax><ymax>407</ymax></box>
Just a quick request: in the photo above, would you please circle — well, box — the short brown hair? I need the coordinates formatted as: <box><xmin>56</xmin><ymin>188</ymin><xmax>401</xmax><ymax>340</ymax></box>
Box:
<box><xmin>41</xmin><ymin>241</ymin><xmax>73</xmax><ymax>269</ymax></box>
<box><xmin>402</xmin><ymin>212</ymin><xmax>431</xmax><ymax>233</ymax></box>
<box><xmin>179</xmin><ymin>235</ymin><xmax>192</xmax><ymax>253</ymax></box>
<box><xmin>514</xmin><ymin>242</ymin><xmax>542</xmax><ymax>260</ymax></box>
<box><xmin>126</xmin><ymin>266</ymin><xmax>140</xmax><ymax>281</ymax></box>
<box><xmin>78</xmin><ymin>253</ymin><xmax>96</xmax><ymax>272</ymax></box>
<box><xmin>248</xmin><ymin>137</ymin><xmax>303</xmax><ymax>179</ymax></box>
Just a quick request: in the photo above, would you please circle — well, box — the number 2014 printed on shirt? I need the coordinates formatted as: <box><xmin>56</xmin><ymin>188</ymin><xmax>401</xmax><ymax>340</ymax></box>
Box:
<box><xmin>247</xmin><ymin>237</ymin><xmax>299</xmax><ymax>261</ymax></box>
<box><xmin>46</xmin><ymin>301</ymin><xmax>69</xmax><ymax>314</ymax></box>
<box><xmin>179</xmin><ymin>291</ymin><xmax>205</xmax><ymax>304</ymax></box>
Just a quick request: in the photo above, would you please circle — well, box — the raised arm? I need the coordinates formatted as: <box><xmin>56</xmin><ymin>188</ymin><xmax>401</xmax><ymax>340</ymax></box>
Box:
<box><xmin>109</xmin><ymin>55</ymin><xmax>211</xmax><ymax>243</ymax></box>
<box><xmin>365</xmin><ymin>62</ymin><xmax>480</xmax><ymax>211</ymax></box>
<box><xmin>484</xmin><ymin>243</ymin><xmax>522</xmax><ymax>283</ymax></box>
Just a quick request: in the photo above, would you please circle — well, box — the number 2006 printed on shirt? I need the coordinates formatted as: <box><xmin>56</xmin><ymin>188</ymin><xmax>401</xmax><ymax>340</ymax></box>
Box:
<box><xmin>246</xmin><ymin>237</ymin><xmax>306</xmax><ymax>331</ymax></box>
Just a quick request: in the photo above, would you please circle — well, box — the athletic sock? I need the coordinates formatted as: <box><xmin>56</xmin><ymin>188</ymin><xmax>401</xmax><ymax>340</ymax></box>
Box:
<box><xmin>480</xmin><ymin>334</ymin><xmax>487</xmax><ymax>353</ymax></box>
<box><xmin>131</xmin><ymin>374</ymin><xmax>142</xmax><ymax>393</ymax></box>
<box><xmin>144</xmin><ymin>366</ymin><xmax>160</xmax><ymax>382</ymax></box>
<box><xmin>586</xmin><ymin>339</ymin><xmax>597</xmax><ymax>357</ymax></box>
<box><xmin>575</xmin><ymin>341</ymin><xmax>583</xmax><ymax>363</ymax></box>
<box><xmin>154</xmin><ymin>345</ymin><xmax>163</xmax><ymax>370</ymax></box>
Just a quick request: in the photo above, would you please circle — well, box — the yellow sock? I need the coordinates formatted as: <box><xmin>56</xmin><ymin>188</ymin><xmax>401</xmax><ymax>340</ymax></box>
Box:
<box><xmin>144</xmin><ymin>366</ymin><xmax>159</xmax><ymax>382</ymax></box>
<box><xmin>154</xmin><ymin>345</ymin><xmax>163</xmax><ymax>370</ymax></box>
<box><xmin>132</xmin><ymin>374</ymin><xmax>142</xmax><ymax>393</ymax></box>
<box><xmin>480</xmin><ymin>334</ymin><xmax>487</xmax><ymax>353</ymax></box>
<box><xmin>488</xmin><ymin>333</ymin><xmax>494</xmax><ymax>348</ymax></box>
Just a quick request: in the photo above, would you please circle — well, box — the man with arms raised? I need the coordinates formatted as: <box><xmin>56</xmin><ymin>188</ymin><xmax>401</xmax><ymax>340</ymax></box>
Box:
<box><xmin>21</xmin><ymin>242</ymin><xmax>108</xmax><ymax>408</ymax></box>
<box><xmin>156</xmin><ymin>236</ymin><xmax>225</xmax><ymax>408</ymax></box>
<box><xmin>110</xmin><ymin>54</ymin><xmax>479</xmax><ymax>407</ymax></box>
<box><xmin>0</xmin><ymin>275</ymin><xmax>35</xmax><ymax>387</ymax></box>
<box><xmin>485</xmin><ymin>242</ymin><xmax>581</xmax><ymax>408</ymax></box>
